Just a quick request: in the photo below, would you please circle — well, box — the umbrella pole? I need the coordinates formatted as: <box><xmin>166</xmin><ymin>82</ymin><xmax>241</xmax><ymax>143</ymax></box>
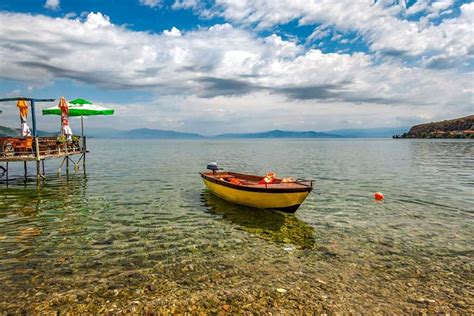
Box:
<box><xmin>30</xmin><ymin>100</ymin><xmax>41</xmax><ymax>180</ymax></box>
<box><xmin>81</xmin><ymin>115</ymin><xmax>86</xmax><ymax>169</ymax></box>
<box><xmin>81</xmin><ymin>115</ymin><xmax>84</xmax><ymax>140</ymax></box>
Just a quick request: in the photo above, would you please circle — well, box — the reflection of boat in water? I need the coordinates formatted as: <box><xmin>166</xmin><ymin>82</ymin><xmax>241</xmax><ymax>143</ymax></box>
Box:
<box><xmin>200</xmin><ymin>164</ymin><xmax>313</xmax><ymax>213</ymax></box>
<box><xmin>201</xmin><ymin>190</ymin><xmax>315</xmax><ymax>249</ymax></box>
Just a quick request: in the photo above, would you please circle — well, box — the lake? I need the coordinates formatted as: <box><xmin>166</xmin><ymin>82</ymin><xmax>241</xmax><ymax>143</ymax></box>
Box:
<box><xmin>0</xmin><ymin>139</ymin><xmax>473</xmax><ymax>313</ymax></box>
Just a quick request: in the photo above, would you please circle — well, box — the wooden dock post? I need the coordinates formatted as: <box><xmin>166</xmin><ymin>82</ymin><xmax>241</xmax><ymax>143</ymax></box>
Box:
<box><xmin>82</xmin><ymin>135</ymin><xmax>87</xmax><ymax>169</ymax></box>
<box><xmin>23</xmin><ymin>161</ymin><xmax>27</xmax><ymax>180</ymax></box>
<box><xmin>36</xmin><ymin>160</ymin><xmax>41</xmax><ymax>180</ymax></box>
<box><xmin>30</xmin><ymin>99</ymin><xmax>42</xmax><ymax>180</ymax></box>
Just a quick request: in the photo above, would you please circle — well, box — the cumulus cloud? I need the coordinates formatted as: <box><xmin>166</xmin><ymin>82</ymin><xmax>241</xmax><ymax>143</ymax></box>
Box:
<box><xmin>0</xmin><ymin>11</ymin><xmax>472</xmax><ymax>132</ymax></box>
<box><xmin>44</xmin><ymin>0</ymin><xmax>60</xmax><ymax>10</ymax></box>
<box><xmin>427</xmin><ymin>0</ymin><xmax>454</xmax><ymax>18</ymax></box>
<box><xmin>172</xmin><ymin>0</ymin><xmax>201</xmax><ymax>10</ymax></box>
<box><xmin>84</xmin><ymin>12</ymin><xmax>111</xmax><ymax>28</ymax></box>
<box><xmin>163</xmin><ymin>26</ymin><xmax>182</xmax><ymax>37</ymax></box>
<box><xmin>139</xmin><ymin>0</ymin><xmax>161</xmax><ymax>8</ymax></box>
<box><xmin>182</xmin><ymin>0</ymin><xmax>473</xmax><ymax>68</ymax></box>
<box><xmin>0</xmin><ymin>11</ymin><xmax>471</xmax><ymax>101</ymax></box>
<box><xmin>406</xmin><ymin>0</ymin><xmax>430</xmax><ymax>15</ymax></box>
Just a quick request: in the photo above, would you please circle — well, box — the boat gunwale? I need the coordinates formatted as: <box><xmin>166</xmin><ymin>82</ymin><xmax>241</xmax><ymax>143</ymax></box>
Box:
<box><xmin>200</xmin><ymin>172</ymin><xmax>313</xmax><ymax>194</ymax></box>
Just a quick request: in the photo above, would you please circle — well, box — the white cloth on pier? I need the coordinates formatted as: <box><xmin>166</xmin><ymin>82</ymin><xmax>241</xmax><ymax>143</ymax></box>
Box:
<box><xmin>20</xmin><ymin>122</ymin><xmax>31</xmax><ymax>137</ymax></box>
<box><xmin>62</xmin><ymin>125</ymin><xmax>73</xmax><ymax>141</ymax></box>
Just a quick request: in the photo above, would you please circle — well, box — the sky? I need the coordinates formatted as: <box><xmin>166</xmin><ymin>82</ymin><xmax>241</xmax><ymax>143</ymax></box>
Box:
<box><xmin>0</xmin><ymin>0</ymin><xmax>473</xmax><ymax>135</ymax></box>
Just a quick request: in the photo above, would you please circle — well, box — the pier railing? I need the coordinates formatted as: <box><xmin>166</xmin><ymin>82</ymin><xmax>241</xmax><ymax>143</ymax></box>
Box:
<box><xmin>0</xmin><ymin>136</ymin><xmax>84</xmax><ymax>161</ymax></box>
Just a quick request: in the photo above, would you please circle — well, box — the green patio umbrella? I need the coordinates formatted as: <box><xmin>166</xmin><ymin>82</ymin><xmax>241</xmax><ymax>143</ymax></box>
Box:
<box><xmin>42</xmin><ymin>98</ymin><xmax>115</xmax><ymax>168</ymax></box>
<box><xmin>42</xmin><ymin>98</ymin><xmax>114</xmax><ymax>116</ymax></box>
<box><xmin>42</xmin><ymin>98</ymin><xmax>114</xmax><ymax>138</ymax></box>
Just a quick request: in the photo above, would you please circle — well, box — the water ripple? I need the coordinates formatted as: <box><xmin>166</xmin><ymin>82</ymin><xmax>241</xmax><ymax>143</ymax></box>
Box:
<box><xmin>0</xmin><ymin>139</ymin><xmax>473</xmax><ymax>313</ymax></box>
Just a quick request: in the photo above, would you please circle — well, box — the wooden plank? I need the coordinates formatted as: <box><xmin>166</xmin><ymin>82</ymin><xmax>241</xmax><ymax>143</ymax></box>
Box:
<box><xmin>0</xmin><ymin>151</ymin><xmax>82</xmax><ymax>162</ymax></box>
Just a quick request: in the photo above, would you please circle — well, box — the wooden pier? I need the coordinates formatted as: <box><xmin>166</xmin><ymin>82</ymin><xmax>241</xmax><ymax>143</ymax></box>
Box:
<box><xmin>0</xmin><ymin>96</ymin><xmax>112</xmax><ymax>182</ymax></box>
<box><xmin>0</xmin><ymin>136</ymin><xmax>86</xmax><ymax>181</ymax></box>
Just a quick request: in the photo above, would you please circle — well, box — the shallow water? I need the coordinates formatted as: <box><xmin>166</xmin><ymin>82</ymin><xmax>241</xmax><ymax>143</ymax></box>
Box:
<box><xmin>0</xmin><ymin>139</ymin><xmax>473</xmax><ymax>313</ymax></box>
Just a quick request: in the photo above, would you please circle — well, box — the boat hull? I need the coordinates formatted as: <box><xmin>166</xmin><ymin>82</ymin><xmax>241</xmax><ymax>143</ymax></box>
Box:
<box><xmin>201</xmin><ymin>177</ymin><xmax>311</xmax><ymax>213</ymax></box>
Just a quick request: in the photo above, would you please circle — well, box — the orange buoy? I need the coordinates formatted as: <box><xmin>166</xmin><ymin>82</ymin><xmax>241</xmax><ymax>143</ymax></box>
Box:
<box><xmin>374</xmin><ymin>192</ymin><xmax>384</xmax><ymax>201</ymax></box>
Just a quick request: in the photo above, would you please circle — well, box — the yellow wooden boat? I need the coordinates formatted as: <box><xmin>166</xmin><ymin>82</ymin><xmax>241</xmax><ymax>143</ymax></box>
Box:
<box><xmin>200</xmin><ymin>163</ymin><xmax>313</xmax><ymax>213</ymax></box>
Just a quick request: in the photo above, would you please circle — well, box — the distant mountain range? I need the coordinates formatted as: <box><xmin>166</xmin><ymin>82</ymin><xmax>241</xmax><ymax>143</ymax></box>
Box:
<box><xmin>0</xmin><ymin>126</ymin><xmax>410</xmax><ymax>139</ymax></box>
<box><xmin>85</xmin><ymin>127</ymin><xmax>410</xmax><ymax>139</ymax></box>
<box><xmin>3</xmin><ymin>117</ymin><xmax>471</xmax><ymax>139</ymax></box>
<box><xmin>0</xmin><ymin>126</ymin><xmax>53</xmax><ymax>137</ymax></box>
<box><xmin>110</xmin><ymin>128</ymin><xmax>204</xmax><ymax>139</ymax></box>
<box><xmin>0</xmin><ymin>125</ymin><xmax>16</xmax><ymax>137</ymax></box>
<box><xmin>214</xmin><ymin>130</ymin><xmax>341</xmax><ymax>138</ymax></box>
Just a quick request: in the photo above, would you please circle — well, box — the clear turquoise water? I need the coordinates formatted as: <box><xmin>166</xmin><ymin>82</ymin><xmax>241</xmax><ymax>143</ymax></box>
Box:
<box><xmin>0</xmin><ymin>139</ymin><xmax>473</xmax><ymax>313</ymax></box>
